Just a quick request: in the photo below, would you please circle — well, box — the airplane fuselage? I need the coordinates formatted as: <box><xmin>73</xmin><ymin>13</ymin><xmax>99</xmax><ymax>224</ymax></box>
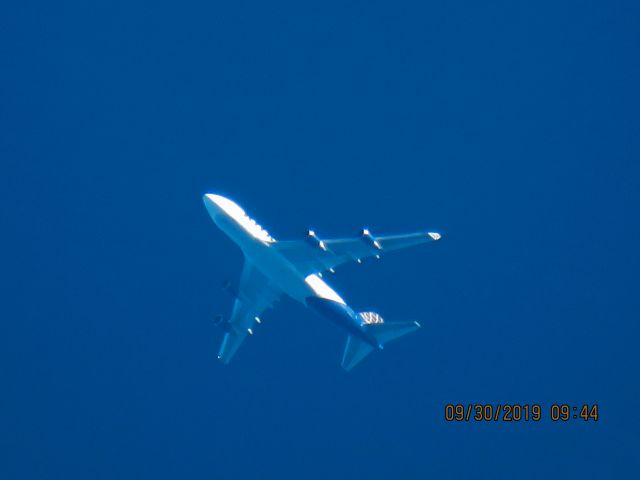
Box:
<box><xmin>204</xmin><ymin>194</ymin><xmax>381</xmax><ymax>348</ymax></box>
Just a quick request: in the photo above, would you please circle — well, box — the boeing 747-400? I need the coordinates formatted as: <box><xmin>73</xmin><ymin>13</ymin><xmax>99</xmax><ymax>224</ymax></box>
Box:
<box><xmin>203</xmin><ymin>194</ymin><xmax>441</xmax><ymax>370</ymax></box>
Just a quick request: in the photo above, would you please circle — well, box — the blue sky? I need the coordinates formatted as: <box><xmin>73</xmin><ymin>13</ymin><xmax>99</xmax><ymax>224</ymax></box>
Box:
<box><xmin>2</xmin><ymin>1</ymin><xmax>639</xmax><ymax>478</ymax></box>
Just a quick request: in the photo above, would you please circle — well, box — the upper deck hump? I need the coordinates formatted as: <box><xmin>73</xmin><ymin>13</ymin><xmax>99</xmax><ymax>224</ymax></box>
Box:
<box><xmin>204</xmin><ymin>193</ymin><xmax>276</xmax><ymax>244</ymax></box>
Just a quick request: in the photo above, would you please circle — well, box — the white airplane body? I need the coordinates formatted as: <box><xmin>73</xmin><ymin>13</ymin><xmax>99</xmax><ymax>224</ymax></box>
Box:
<box><xmin>203</xmin><ymin>193</ymin><xmax>441</xmax><ymax>370</ymax></box>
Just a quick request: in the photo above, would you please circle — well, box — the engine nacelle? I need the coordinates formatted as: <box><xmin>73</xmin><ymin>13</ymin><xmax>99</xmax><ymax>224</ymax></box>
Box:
<box><xmin>213</xmin><ymin>314</ymin><xmax>232</xmax><ymax>332</ymax></box>
<box><xmin>306</xmin><ymin>229</ymin><xmax>328</xmax><ymax>251</ymax></box>
<box><xmin>221</xmin><ymin>280</ymin><xmax>238</xmax><ymax>299</ymax></box>
<box><xmin>361</xmin><ymin>228</ymin><xmax>382</xmax><ymax>250</ymax></box>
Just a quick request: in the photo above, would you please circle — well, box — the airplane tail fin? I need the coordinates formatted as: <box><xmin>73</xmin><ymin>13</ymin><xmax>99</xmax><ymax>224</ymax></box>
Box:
<box><xmin>341</xmin><ymin>315</ymin><xmax>421</xmax><ymax>370</ymax></box>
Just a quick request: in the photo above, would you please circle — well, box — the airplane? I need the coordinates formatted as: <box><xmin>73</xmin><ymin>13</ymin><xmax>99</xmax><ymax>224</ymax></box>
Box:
<box><xmin>203</xmin><ymin>193</ymin><xmax>442</xmax><ymax>370</ymax></box>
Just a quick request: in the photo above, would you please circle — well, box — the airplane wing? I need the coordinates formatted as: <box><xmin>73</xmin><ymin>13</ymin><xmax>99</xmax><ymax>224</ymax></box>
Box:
<box><xmin>217</xmin><ymin>259</ymin><xmax>282</xmax><ymax>363</ymax></box>
<box><xmin>274</xmin><ymin>230</ymin><xmax>441</xmax><ymax>276</ymax></box>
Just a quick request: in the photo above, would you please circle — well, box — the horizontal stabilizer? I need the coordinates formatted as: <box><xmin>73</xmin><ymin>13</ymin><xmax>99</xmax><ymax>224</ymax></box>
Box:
<box><xmin>366</xmin><ymin>321</ymin><xmax>421</xmax><ymax>345</ymax></box>
<box><xmin>341</xmin><ymin>336</ymin><xmax>375</xmax><ymax>371</ymax></box>
<box><xmin>341</xmin><ymin>320</ymin><xmax>421</xmax><ymax>371</ymax></box>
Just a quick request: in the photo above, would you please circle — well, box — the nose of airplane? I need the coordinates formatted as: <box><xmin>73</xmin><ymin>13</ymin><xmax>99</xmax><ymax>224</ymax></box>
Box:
<box><xmin>203</xmin><ymin>194</ymin><xmax>224</xmax><ymax>218</ymax></box>
<box><xmin>203</xmin><ymin>193</ymin><xmax>246</xmax><ymax>222</ymax></box>
<box><xmin>203</xmin><ymin>193</ymin><xmax>222</xmax><ymax>204</ymax></box>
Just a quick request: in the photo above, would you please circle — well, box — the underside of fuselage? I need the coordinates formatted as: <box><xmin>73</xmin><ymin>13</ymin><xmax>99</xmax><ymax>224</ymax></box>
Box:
<box><xmin>204</xmin><ymin>194</ymin><xmax>347</xmax><ymax>307</ymax></box>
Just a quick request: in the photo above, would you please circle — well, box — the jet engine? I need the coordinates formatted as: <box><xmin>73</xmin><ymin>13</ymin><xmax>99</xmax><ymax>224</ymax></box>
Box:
<box><xmin>221</xmin><ymin>280</ymin><xmax>238</xmax><ymax>299</ymax></box>
<box><xmin>306</xmin><ymin>230</ymin><xmax>328</xmax><ymax>251</ymax></box>
<box><xmin>361</xmin><ymin>228</ymin><xmax>382</xmax><ymax>250</ymax></box>
<box><xmin>213</xmin><ymin>314</ymin><xmax>232</xmax><ymax>332</ymax></box>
